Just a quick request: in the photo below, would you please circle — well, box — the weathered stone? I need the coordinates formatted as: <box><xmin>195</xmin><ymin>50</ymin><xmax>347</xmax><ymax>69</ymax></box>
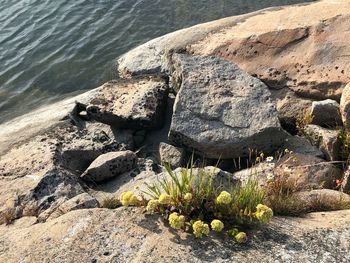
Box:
<box><xmin>86</xmin><ymin>77</ymin><xmax>168</xmax><ymax>129</ymax></box>
<box><xmin>293</xmin><ymin>189</ymin><xmax>350</xmax><ymax>210</ymax></box>
<box><xmin>274</xmin><ymin>153</ymin><xmax>342</xmax><ymax>190</ymax></box>
<box><xmin>0</xmin><ymin>89</ymin><xmax>97</xmax><ymax>155</ymax></box>
<box><xmin>88</xmin><ymin>158</ymin><xmax>161</xmax><ymax>202</ymax></box>
<box><xmin>118</xmin><ymin>1</ymin><xmax>350</xmax><ymax>101</ymax></box>
<box><xmin>168</xmin><ymin>54</ymin><xmax>287</xmax><ymax>159</ymax></box>
<box><xmin>159</xmin><ymin>142</ymin><xmax>185</xmax><ymax>168</ymax></box>
<box><xmin>304</xmin><ymin>125</ymin><xmax>341</xmax><ymax>161</ymax></box>
<box><xmin>282</xmin><ymin>135</ymin><xmax>325</xmax><ymax>159</ymax></box>
<box><xmin>310</xmin><ymin>99</ymin><xmax>341</xmax><ymax>127</ymax></box>
<box><xmin>81</xmin><ymin>151</ymin><xmax>137</xmax><ymax>183</ymax></box>
<box><xmin>2</xmin><ymin>207</ymin><xmax>350</xmax><ymax>262</ymax></box>
<box><xmin>234</xmin><ymin>162</ymin><xmax>275</xmax><ymax>188</ymax></box>
<box><xmin>46</xmin><ymin>193</ymin><xmax>99</xmax><ymax>220</ymax></box>
<box><xmin>341</xmin><ymin>169</ymin><xmax>350</xmax><ymax>193</ymax></box>
<box><xmin>340</xmin><ymin>83</ymin><xmax>350</xmax><ymax>130</ymax></box>
<box><xmin>59</xmin><ymin>122</ymin><xmax>134</xmax><ymax>172</ymax></box>
<box><xmin>271</xmin><ymin>89</ymin><xmax>312</xmax><ymax>134</ymax></box>
<box><xmin>190</xmin><ymin>3</ymin><xmax>350</xmax><ymax>101</ymax></box>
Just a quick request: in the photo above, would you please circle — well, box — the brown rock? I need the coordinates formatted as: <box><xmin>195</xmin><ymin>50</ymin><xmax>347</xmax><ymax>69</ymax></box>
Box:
<box><xmin>87</xmin><ymin>77</ymin><xmax>168</xmax><ymax>129</ymax></box>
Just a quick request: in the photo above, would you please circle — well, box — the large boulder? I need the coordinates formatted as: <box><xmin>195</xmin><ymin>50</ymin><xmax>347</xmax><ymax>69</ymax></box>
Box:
<box><xmin>282</xmin><ymin>135</ymin><xmax>324</xmax><ymax>159</ymax></box>
<box><xmin>86</xmin><ymin>77</ymin><xmax>168</xmax><ymax>129</ymax></box>
<box><xmin>274</xmin><ymin>153</ymin><xmax>342</xmax><ymax>190</ymax></box>
<box><xmin>168</xmin><ymin>54</ymin><xmax>287</xmax><ymax>159</ymax></box>
<box><xmin>81</xmin><ymin>151</ymin><xmax>138</xmax><ymax>183</ymax></box>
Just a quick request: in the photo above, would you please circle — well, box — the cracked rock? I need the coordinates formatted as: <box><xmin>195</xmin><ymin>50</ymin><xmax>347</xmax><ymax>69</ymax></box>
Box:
<box><xmin>168</xmin><ymin>54</ymin><xmax>287</xmax><ymax>159</ymax></box>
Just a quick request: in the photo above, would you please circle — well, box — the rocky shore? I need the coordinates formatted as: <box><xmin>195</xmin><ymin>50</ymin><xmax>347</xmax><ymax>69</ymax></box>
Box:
<box><xmin>1</xmin><ymin>0</ymin><xmax>350</xmax><ymax>262</ymax></box>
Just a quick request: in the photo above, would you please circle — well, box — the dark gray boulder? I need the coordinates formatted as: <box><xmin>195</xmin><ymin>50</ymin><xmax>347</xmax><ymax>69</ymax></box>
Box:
<box><xmin>168</xmin><ymin>54</ymin><xmax>287</xmax><ymax>159</ymax></box>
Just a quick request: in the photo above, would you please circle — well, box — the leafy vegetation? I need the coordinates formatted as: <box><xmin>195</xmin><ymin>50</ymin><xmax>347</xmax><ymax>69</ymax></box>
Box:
<box><xmin>119</xmin><ymin>159</ymin><xmax>273</xmax><ymax>242</ymax></box>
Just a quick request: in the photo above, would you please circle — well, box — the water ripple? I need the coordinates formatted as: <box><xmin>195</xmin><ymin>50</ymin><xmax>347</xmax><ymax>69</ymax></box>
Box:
<box><xmin>0</xmin><ymin>0</ymin><xmax>314</xmax><ymax>124</ymax></box>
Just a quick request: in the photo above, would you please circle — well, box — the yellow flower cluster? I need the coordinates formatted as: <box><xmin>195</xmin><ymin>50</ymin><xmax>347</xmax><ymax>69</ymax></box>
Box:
<box><xmin>184</xmin><ymin>193</ymin><xmax>192</xmax><ymax>202</ymax></box>
<box><xmin>210</xmin><ymin>219</ymin><xmax>224</xmax><ymax>232</ymax></box>
<box><xmin>193</xmin><ymin>220</ymin><xmax>210</xmax><ymax>238</ymax></box>
<box><xmin>255</xmin><ymin>204</ymin><xmax>273</xmax><ymax>223</ymax></box>
<box><xmin>146</xmin><ymin>199</ymin><xmax>159</xmax><ymax>213</ymax></box>
<box><xmin>235</xmin><ymin>232</ymin><xmax>247</xmax><ymax>243</ymax></box>
<box><xmin>120</xmin><ymin>191</ymin><xmax>138</xmax><ymax>206</ymax></box>
<box><xmin>158</xmin><ymin>194</ymin><xmax>172</xmax><ymax>205</ymax></box>
<box><xmin>168</xmin><ymin>212</ymin><xmax>185</xmax><ymax>229</ymax></box>
<box><xmin>216</xmin><ymin>191</ymin><xmax>232</xmax><ymax>205</ymax></box>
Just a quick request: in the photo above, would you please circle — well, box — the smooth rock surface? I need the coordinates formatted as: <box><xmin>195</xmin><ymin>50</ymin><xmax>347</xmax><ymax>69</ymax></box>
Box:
<box><xmin>81</xmin><ymin>151</ymin><xmax>138</xmax><ymax>183</ymax></box>
<box><xmin>86</xmin><ymin>77</ymin><xmax>168</xmax><ymax>129</ymax></box>
<box><xmin>168</xmin><ymin>54</ymin><xmax>287</xmax><ymax>159</ymax></box>
<box><xmin>1</xmin><ymin>207</ymin><xmax>350</xmax><ymax>262</ymax></box>
<box><xmin>340</xmin><ymin>83</ymin><xmax>350</xmax><ymax>130</ymax></box>
<box><xmin>310</xmin><ymin>99</ymin><xmax>341</xmax><ymax>127</ymax></box>
<box><xmin>304</xmin><ymin>125</ymin><xmax>341</xmax><ymax>161</ymax></box>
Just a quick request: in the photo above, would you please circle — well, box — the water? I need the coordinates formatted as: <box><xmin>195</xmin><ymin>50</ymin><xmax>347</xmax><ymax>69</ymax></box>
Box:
<box><xmin>0</xmin><ymin>0</ymin><xmax>313</xmax><ymax>124</ymax></box>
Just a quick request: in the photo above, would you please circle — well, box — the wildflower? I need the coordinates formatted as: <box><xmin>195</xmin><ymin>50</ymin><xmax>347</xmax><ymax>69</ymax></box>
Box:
<box><xmin>184</xmin><ymin>193</ymin><xmax>193</xmax><ymax>202</ymax></box>
<box><xmin>235</xmin><ymin>232</ymin><xmax>247</xmax><ymax>243</ymax></box>
<box><xmin>158</xmin><ymin>193</ymin><xmax>172</xmax><ymax>205</ymax></box>
<box><xmin>211</xmin><ymin>219</ymin><xmax>224</xmax><ymax>232</ymax></box>
<box><xmin>216</xmin><ymin>191</ymin><xmax>232</xmax><ymax>205</ymax></box>
<box><xmin>284</xmin><ymin>148</ymin><xmax>290</xmax><ymax>153</ymax></box>
<box><xmin>146</xmin><ymin>199</ymin><xmax>159</xmax><ymax>213</ymax></box>
<box><xmin>267</xmin><ymin>173</ymin><xmax>275</xmax><ymax>180</ymax></box>
<box><xmin>255</xmin><ymin>204</ymin><xmax>273</xmax><ymax>223</ymax></box>
<box><xmin>168</xmin><ymin>212</ymin><xmax>185</xmax><ymax>230</ymax></box>
<box><xmin>266</xmin><ymin>156</ymin><xmax>274</xmax><ymax>162</ymax></box>
<box><xmin>120</xmin><ymin>191</ymin><xmax>138</xmax><ymax>206</ymax></box>
<box><xmin>192</xmin><ymin>220</ymin><xmax>210</xmax><ymax>238</ymax></box>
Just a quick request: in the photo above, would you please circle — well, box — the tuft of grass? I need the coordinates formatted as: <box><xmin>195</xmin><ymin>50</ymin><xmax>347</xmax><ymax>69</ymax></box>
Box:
<box><xmin>295</xmin><ymin>109</ymin><xmax>313</xmax><ymax>134</ymax></box>
<box><xmin>101</xmin><ymin>197</ymin><xmax>121</xmax><ymax>209</ymax></box>
<box><xmin>338</xmin><ymin>129</ymin><xmax>350</xmax><ymax>161</ymax></box>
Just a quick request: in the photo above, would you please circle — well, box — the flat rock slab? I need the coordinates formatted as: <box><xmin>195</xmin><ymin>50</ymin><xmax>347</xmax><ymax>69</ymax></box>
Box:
<box><xmin>1</xmin><ymin>207</ymin><xmax>350</xmax><ymax>262</ymax></box>
<box><xmin>168</xmin><ymin>54</ymin><xmax>287</xmax><ymax>159</ymax></box>
<box><xmin>81</xmin><ymin>151</ymin><xmax>137</xmax><ymax>183</ymax></box>
<box><xmin>87</xmin><ymin>77</ymin><xmax>168</xmax><ymax>129</ymax></box>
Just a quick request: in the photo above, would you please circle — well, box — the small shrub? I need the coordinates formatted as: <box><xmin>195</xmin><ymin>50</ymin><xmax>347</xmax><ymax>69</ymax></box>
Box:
<box><xmin>119</xmin><ymin>160</ymin><xmax>273</xmax><ymax>242</ymax></box>
<box><xmin>101</xmin><ymin>197</ymin><xmax>121</xmax><ymax>209</ymax></box>
<box><xmin>296</xmin><ymin>109</ymin><xmax>313</xmax><ymax>134</ymax></box>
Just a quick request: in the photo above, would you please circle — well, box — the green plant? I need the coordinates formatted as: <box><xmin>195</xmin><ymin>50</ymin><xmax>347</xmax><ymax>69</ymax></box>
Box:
<box><xmin>101</xmin><ymin>196</ymin><xmax>121</xmax><ymax>209</ymax></box>
<box><xmin>0</xmin><ymin>208</ymin><xmax>17</xmax><ymax>225</ymax></box>
<box><xmin>338</xmin><ymin>129</ymin><xmax>350</xmax><ymax>161</ymax></box>
<box><xmin>119</xmin><ymin>159</ymin><xmax>273</xmax><ymax>242</ymax></box>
